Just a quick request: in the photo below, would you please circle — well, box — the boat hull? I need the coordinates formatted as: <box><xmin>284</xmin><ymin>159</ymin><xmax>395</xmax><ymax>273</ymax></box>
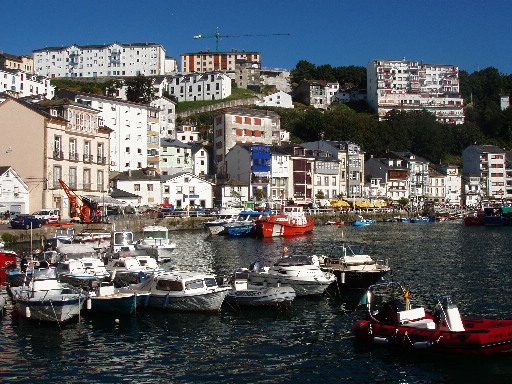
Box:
<box><xmin>353</xmin><ymin>318</ymin><xmax>512</xmax><ymax>355</ymax></box>
<box><xmin>147</xmin><ymin>289</ymin><xmax>229</xmax><ymax>312</ymax></box>
<box><xmin>15</xmin><ymin>295</ymin><xmax>84</xmax><ymax>322</ymax></box>
<box><xmin>204</xmin><ymin>223</ymin><xmax>227</xmax><ymax>236</ymax></box>
<box><xmin>328</xmin><ymin>269</ymin><xmax>389</xmax><ymax>289</ymax></box>
<box><xmin>90</xmin><ymin>293</ymin><xmax>149</xmax><ymax>315</ymax></box>
<box><xmin>255</xmin><ymin>219</ymin><xmax>314</xmax><ymax>237</ymax></box>
<box><xmin>247</xmin><ymin>273</ymin><xmax>332</xmax><ymax>296</ymax></box>
<box><xmin>225</xmin><ymin>286</ymin><xmax>296</xmax><ymax>307</ymax></box>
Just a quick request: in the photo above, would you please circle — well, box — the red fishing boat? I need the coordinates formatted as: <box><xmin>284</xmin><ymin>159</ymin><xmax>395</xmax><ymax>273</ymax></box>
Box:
<box><xmin>0</xmin><ymin>251</ymin><xmax>17</xmax><ymax>286</ymax></box>
<box><xmin>254</xmin><ymin>206</ymin><xmax>314</xmax><ymax>237</ymax></box>
<box><xmin>353</xmin><ymin>282</ymin><xmax>512</xmax><ymax>355</ymax></box>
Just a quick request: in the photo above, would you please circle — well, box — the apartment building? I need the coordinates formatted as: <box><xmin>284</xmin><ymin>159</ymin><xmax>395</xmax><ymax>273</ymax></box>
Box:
<box><xmin>213</xmin><ymin>107</ymin><xmax>282</xmax><ymax>175</ymax></box>
<box><xmin>181</xmin><ymin>50</ymin><xmax>261</xmax><ymax>73</ymax></box>
<box><xmin>255</xmin><ymin>91</ymin><xmax>293</xmax><ymax>109</ymax></box>
<box><xmin>57</xmin><ymin>89</ymin><xmax>160</xmax><ymax>172</ymax></box>
<box><xmin>159</xmin><ymin>139</ymin><xmax>193</xmax><ymax>176</ymax></box>
<box><xmin>150</xmin><ymin>96</ymin><xmax>176</xmax><ymax>137</ymax></box>
<box><xmin>430</xmin><ymin>164</ymin><xmax>462</xmax><ymax>206</ymax></box>
<box><xmin>0</xmin><ymin>67</ymin><xmax>54</xmax><ymax>99</ymax></box>
<box><xmin>0</xmin><ymin>97</ymin><xmax>110</xmax><ymax>217</ymax></box>
<box><xmin>0</xmin><ymin>52</ymin><xmax>34</xmax><ymax>73</ymax></box>
<box><xmin>367</xmin><ymin>59</ymin><xmax>464</xmax><ymax>124</ymax></box>
<box><xmin>34</xmin><ymin>42</ymin><xmax>167</xmax><ymax>78</ymax></box>
<box><xmin>168</xmin><ymin>72</ymin><xmax>231</xmax><ymax>102</ymax></box>
<box><xmin>111</xmin><ymin>168</ymin><xmax>162</xmax><ymax>207</ymax></box>
<box><xmin>302</xmin><ymin>141</ymin><xmax>365</xmax><ymax>199</ymax></box>
<box><xmin>0</xmin><ymin>166</ymin><xmax>30</xmax><ymax>216</ymax></box>
<box><xmin>462</xmin><ymin>145</ymin><xmax>507</xmax><ymax>199</ymax></box>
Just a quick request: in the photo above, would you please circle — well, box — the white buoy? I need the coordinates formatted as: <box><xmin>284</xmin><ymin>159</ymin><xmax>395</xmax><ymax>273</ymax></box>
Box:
<box><xmin>115</xmin><ymin>318</ymin><xmax>120</xmax><ymax>324</ymax></box>
<box><xmin>25</xmin><ymin>306</ymin><xmax>31</xmax><ymax>318</ymax></box>
<box><xmin>86</xmin><ymin>297</ymin><xmax>92</xmax><ymax>310</ymax></box>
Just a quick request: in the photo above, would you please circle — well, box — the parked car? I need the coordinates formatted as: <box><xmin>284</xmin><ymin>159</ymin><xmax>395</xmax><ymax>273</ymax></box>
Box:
<box><xmin>10</xmin><ymin>215</ymin><xmax>43</xmax><ymax>229</ymax></box>
<box><xmin>32</xmin><ymin>208</ymin><xmax>61</xmax><ymax>224</ymax></box>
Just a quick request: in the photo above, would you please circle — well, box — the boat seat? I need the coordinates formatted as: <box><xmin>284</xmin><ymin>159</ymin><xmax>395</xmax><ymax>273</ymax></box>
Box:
<box><xmin>398</xmin><ymin>307</ymin><xmax>426</xmax><ymax>323</ymax></box>
<box><xmin>400</xmin><ymin>318</ymin><xmax>436</xmax><ymax>329</ymax></box>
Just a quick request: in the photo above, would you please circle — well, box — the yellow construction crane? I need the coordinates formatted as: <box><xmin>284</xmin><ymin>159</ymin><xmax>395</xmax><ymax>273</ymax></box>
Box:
<box><xmin>194</xmin><ymin>27</ymin><xmax>290</xmax><ymax>51</ymax></box>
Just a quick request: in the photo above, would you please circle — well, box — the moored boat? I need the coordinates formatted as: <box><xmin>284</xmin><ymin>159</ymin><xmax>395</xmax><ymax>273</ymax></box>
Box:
<box><xmin>224</xmin><ymin>268</ymin><xmax>296</xmax><ymax>308</ymax></box>
<box><xmin>254</xmin><ymin>206</ymin><xmax>314</xmax><ymax>237</ymax></box>
<box><xmin>319</xmin><ymin>242</ymin><xmax>390</xmax><ymax>290</ymax></box>
<box><xmin>11</xmin><ymin>275</ymin><xmax>86</xmax><ymax>322</ymax></box>
<box><xmin>130</xmin><ymin>271</ymin><xmax>231</xmax><ymax>312</ymax></box>
<box><xmin>203</xmin><ymin>207</ymin><xmax>242</xmax><ymax>235</ymax></box>
<box><xmin>86</xmin><ymin>282</ymin><xmax>149</xmax><ymax>315</ymax></box>
<box><xmin>222</xmin><ymin>210</ymin><xmax>270</xmax><ymax>237</ymax></box>
<box><xmin>247</xmin><ymin>254</ymin><xmax>335</xmax><ymax>296</ymax></box>
<box><xmin>135</xmin><ymin>225</ymin><xmax>176</xmax><ymax>256</ymax></box>
<box><xmin>353</xmin><ymin>282</ymin><xmax>512</xmax><ymax>355</ymax></box>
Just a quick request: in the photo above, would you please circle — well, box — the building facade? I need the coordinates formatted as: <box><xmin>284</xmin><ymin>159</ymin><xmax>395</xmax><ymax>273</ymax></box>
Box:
<box><xmin>255</xmin><ymin>91</ymin><xmax>293</xmax><ymax>109</ymax></box>
<box><xmin>162</xmin><ymin>172</ymin><xmax>213</xmax><ymax>209</ymax></box>
<box><xmin>213</xmin><ymin>108</ymin><xmax>282</xmax><ymax>175</ymax></box>
<box><xmin>168</xmin><ymin>72</ymin><xmax>231</xmax><ymax>102</ymax></box>
<box><xmin>0</xmin><ymin>52</ymin><xmax>34</xmax><ymax>73</ymax></box>
<box><xmin>181</xmin><ymin>50</ymin><xmax>261</xmax><ymax>73</ymax></box>
<box><xmin>367</xmin><ymin>59</ymin><xmax>465</xmax><ymax>124</ymax></box>
<box><xmin>0</xmin><ymin>67</ymin><xmax>54</xmax><ymax>99</ymax></box>
<box><xmin>111</xmin><ymin>168</ymin><xmax>162</xmax><ymax>207</ymax></box>
<box><xmin>0</xmin><ymin>97</ymin><xmax>110</xmax><ymax>218</ymax></box>
<box><xmin>0</xmin><ymin>166</ymin><xmax>30</xmax><ymax>215</ymax></box>
<box><xmin>462</xmin><ymin>145</ymin><xmax>507</xmax><ymax>200</ymax></box>
<box><xmin>34</xmin><ymin>42</ymin><xmax>167</xmax><ymax>78</ymax></box>
<box><xmin>57</xmin><ymin>89</ymin><xmax>160</xmax><ymax>172</ymax></box>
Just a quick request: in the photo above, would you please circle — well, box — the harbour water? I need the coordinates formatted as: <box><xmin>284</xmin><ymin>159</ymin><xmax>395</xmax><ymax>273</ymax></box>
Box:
<box><xmin>2</xmin><ymin>221</ymin><xmax>512</xmax><ymax>383</ymax></box>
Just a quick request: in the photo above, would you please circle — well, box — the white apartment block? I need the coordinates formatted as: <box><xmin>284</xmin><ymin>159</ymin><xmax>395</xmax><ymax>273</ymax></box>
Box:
<box><xmin>367</xmin><ymin>59</ymin><xmax>464</xmax><ymax>124</ymax></box>
<box><xmin>57</xmin><ymin>89</ymin><xmax>160</xmax><ymax>172</ymax></box>
<box><xmin>431</xmin><ymin>164</ymin><xmax>462</xmax><ymax>206</ymax></box>
<box><xmin>255</xmin><ymin>91</ymin><xmax>294</xmax><ymax>108</ymax></box>
<box><xmin>34</xmin><ymin>42</ymin><xmax>167</xmax><ymax>78</ymax></box>
<box><xmin>112</xmin><ymin>168</ymin><xmax>162</xmax><ymax>207</ymax></box>
<box><xmin>168</xmin><ymin>72</ymin><xmax>231</xmax><ymax>102</ymax></box>
<box><xmin>270</xmin><ymin>147</ymin><xmax>291</xmax><ymax>202</ymax></box>
<box><xmin>462</xmin><ymin>145</ymin><xmax>507</xmax><ymax>199</ymax></box>
<box><xmin>162</xmin><ymin>172</ymin><xmax>213</xmax><ymax>209</ymax></box>
<box><xmin>150</xmin><ymin>96</ymin><xmax>176</xmax><ymax>138</ymax></box>
<box><xmin>0</xmin><ymin>67</ymin><xmax>54</xmax><ymax>99</ymax></box>
<box><xmin>213</xmin><ymin>108</ymin><xmax>282</xmax><ymax>175</ymax></box>
<box><xmin>181</xmin><ymin>50</ymin><xmax>260</xmax><ymax>73</ymax></box>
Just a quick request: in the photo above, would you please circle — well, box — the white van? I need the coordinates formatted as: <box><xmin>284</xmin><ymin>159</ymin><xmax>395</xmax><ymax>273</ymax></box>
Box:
<box><xmin>33</xmin><ymin>208</ymin><xmax>61</xmax><ymax>224</ymax></box>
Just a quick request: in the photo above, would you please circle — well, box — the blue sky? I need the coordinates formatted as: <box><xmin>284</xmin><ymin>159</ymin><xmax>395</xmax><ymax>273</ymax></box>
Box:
<box><xmin>2</xmin><ymin>0</ymin><xmax>512</xmax><ymax>74</ymax></box>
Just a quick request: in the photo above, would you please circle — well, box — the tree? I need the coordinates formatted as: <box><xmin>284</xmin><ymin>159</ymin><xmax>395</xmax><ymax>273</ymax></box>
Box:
<box><xmin>398</xmin><ymin>197</ymin><xmax>410</xmax><ymax>208</ymax></box>
<box><xmin>125</xmin><ymin>75</ymin><xmax>154</xmax><ymax>103</ymax></box>
<box><xmin>315</xmin><ymin>190</ymin><xmax>325</xmax><ymax>200</ymax></box>
<box><xmin>253</xmin><ymin>189</ymin><xmax>267</xmax><ymax>201</ymax></box>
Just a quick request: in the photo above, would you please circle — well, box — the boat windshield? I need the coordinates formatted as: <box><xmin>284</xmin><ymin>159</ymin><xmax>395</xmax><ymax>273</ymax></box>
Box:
<box><xmin>274</xmin><ymin>255</ymin><xmax>313</xmax><ymax>266</ymax></box>
<box><xmin>144</xmin><ymin>230</ymin><xmax>167</xmax><ymax>239</ymax></box>
<box><xmin>204</xmin><ymin>277</ymin><xmax>218</xmax><ymax>287</ymax></box>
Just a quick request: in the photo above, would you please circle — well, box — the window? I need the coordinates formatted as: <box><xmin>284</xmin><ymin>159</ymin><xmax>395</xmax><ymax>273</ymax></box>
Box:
<box><xmin>69</xmin><ymin>168</ymin><xmax>77</xmax><ymax>189</ymax></box>
<box><xmin>53</xmin><ymin>166</ymin><xmax>62</xmax><ymax>188</ymax></box>
<box><xmin>134</xmin><ymin>184</ymin><xmax>141</xmax><ymax>191</ymax></box>
<box><xmin>97</xmin><ymin>170</ymin><xmax>104</xmax><ymax>192</ymax></box>
<box><xmin>83</xmin><ymin>169</ymin><xmax>91</xmax><ymax>191</ymax></box>
<box><xmin>126</xmin><ymin>147</ymin><xmax>130</xmax><ymax>153</ymax></box>
<box><xmin>147</xmin><ymin>184</ymin><xmax>153</xmax><ymax>191</ymax></box>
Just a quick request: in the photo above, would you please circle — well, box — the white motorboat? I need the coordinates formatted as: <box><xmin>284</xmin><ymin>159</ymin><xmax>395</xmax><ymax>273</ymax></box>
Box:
<box><xmin>45</xmin><ymin>227</ymin><xmax>75</xmax><ymax>250</ymax></box>
<box><xmin>247</xmin><ymin>255</ymin><xmax>336</xmax><ymax>296</ymax></box>
<box><xmin>86</xmin><ymin>282</ymin><xmax>150</xmax><ymax>315</ymax></box>
<box><xmin>225</xmin><ymin>269</ymin><xmax>296</xmax><ymax>308</ymax></box>
<box><xmin>74</xmin><ymin>224</ymin><xmax>112</xmax><ymax>247</ymax></box>
<box><xmin>135</xmin><ymin>225</ymin><xmax>176</xmax><ymax>256</ymax></box>
<box><xmin>131</xmin><ymin>271</ymin><xmax>230</xmax><ymax>312</ymax></box>
<box><xmin>109</xmin><ymin>230</ymin><xmax>136</xmax><ymax>254</ymax></box>
<box><xmin>318</xmin><ymin>242</ymin><xmax>391</xmax><ymax>290</ymax></box>
<box><xmin>204</xmin><ymin>207</ymin><xmax>242</xmax><ymax>235</ymax></box>
<box><xmin>105</xmin><ymin>253</ymin><xmax>165</xmax><ymax>285</ymax></box>
<box><xmin>11</xmin><ymin>272</ymin><xmax>86</xmax><ymax>322</ymax></box>
<box><xmin>56</xmin><ymin>257</ymin><xmax>110</xmax><ymax>286</ymax></box>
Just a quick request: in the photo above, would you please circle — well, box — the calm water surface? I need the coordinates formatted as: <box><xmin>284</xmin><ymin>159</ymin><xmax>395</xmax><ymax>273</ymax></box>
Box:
<box><xmin>1</xmin><ymin>221</ymin><xmax>512</xmax><ymax>383</ymax></box>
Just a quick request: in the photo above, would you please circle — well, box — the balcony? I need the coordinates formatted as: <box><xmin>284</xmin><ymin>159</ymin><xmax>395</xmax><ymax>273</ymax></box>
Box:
<box><xmin>53</xmin><ymin>150</ymin><xmax>64</xmax><ymax>160</ymax></box>
<box><xmin>69</xmin><ymin>152</ymin><xmax>79</xmax><ymax>162</ymax></box>
<box><xmin>83</xmin><ymin>154</ymin><xmax>93</xmax><ymax>163</ymax></box>
<box><xmin>96</xmin><ymin>156</ymin><xmax>107</xmax><ymax>165</ymax></box>
<box><xmin>83</xmin><ymin>183</ymin><xmax>92</xmax><ymax>192</ymax></box>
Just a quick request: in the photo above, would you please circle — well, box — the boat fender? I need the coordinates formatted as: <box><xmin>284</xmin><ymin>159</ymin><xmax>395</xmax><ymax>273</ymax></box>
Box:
<box><xmin>86</xmin><ymin>297</ymin><xmax>92</xmax><ymax>310</ymax></box>
<box><xmin>373</xmin><ymin>336</ymin><xmax>388</xmax><ymax>344</ymax></box>
<box><xmin>413</xmin><ymin>341</ymin><xmax>432</xmax><ymax>349</ymax></box>
<box><xmin>25</xmin><ymin>306</ymin><xmax>31</xmax><ymax>318</ymax></box>
<box><xmin>163</xmin><ymin>294</ymin><xmax>170</xmax><ymax>308</ymax></box>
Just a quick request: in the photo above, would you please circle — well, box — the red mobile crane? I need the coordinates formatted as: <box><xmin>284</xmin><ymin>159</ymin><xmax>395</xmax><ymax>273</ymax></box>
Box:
<box><xmin>58</xmin><ymin>179</ymin><xmax>102</xmax><ymax>223</ymax></box>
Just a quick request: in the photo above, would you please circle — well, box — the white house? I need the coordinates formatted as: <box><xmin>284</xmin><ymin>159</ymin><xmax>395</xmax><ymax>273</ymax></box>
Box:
<box><xmin>0</xmin><ymin>166</ymin><xmax>30</xmax><ymax>216</ymax></box>
<box><xmin>150</xmin><ymin>96</ymin><xmax>176</xmax><ymax>138</ymax></box>
<box><xmin>33</xmin><ymin>42</ymin><xmax>168</xmax><ymax>78</ymax></box>
<box><xmin>215</xmin><ymin>179</ymin><xmax>250</xmax><ymax>207</ymax></box>
<box><xmin>255</xmin><ymin>91</ymin><xmax>293</xmax><ymax>108</ymax></box>
<box><xmin>168</xmin><ymin>72</ymin><xmax>232</xmax><ymax>102</ymax></box>
<box><xmin>162</xmin><ymin>172</ymin><xmax>213</xmax><ymax>209</ymax></box>
<box><xmin>191</xmin><ymin>144</ymin><xmax>209</xmax><ymax>177</ymax></box>
<box><xmin>56</xmin><ymin>89</ymin><xmax>161</xmax><ymax>172</ymax></box>
<box><xmin>111</xmin><ymin>168</ymin><xmax>162</xmax><ymax>207</ymax></box>
<box><xmin>270</xmin><ymin>147</ymin><xmax>291</xmax><ymax>203</ymax></box>
<box><xmin>0</xmin><ymin>67</ymin><xmax>54</xmax><ymax>99</ymax></box>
